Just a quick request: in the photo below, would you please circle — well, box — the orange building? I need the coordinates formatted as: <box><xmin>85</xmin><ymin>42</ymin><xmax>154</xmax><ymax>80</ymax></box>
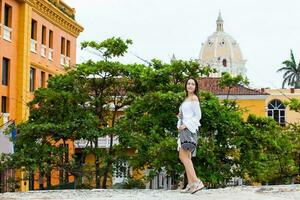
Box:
<box><xmin>0</xmin><ymin>0</ymin><xmax>83</xmax><ymax>191</ymax></box>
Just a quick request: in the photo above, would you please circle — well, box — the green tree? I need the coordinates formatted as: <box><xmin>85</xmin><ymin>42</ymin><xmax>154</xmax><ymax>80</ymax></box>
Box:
<box><xmin>281</xmin><ymin>98</ymin><xmax>300</xmax><ymax>182</ymax></box>
<box><xmin>195</xmin><ymin>91</ymin><xmax>244</xmax><ymax>188</ymax></box>
<box><xmin>219</xmin><ymin>72</ymin><xmax>249</xmax><ymax>99</ymax></box>
<box><xmin>277</xmin><ymin>49</ymin><xmax>300</xmax><ymax>88</ymax></box>
<box><xmin>117</xmin><ymin>59</ymin><xmax>228</xmax><ymax>187</ymax></box>
<box><xmin>238</xmin><ymin>115</ymin><xmax>297</xmax><ymax>184</ymax></box>
<box><xmin>12</xmin><ymin>71</ymin><xmax>98</xmax><ymax>189</ymax></box>
<box><xmin>78</xmin><ymin>37</ymin><xmax>135</xmax><ymax>188</ymax></box>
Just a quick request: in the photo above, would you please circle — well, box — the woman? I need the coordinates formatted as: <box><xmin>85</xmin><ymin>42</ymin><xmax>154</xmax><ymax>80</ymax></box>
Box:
<box><xmin>177</xmin><ymin>77</ymin><xmax>204</xmax><ymax>194</ymax></box>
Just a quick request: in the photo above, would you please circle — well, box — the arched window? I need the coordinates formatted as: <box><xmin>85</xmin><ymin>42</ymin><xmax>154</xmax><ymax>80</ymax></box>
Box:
<box><xmin>267</xmin><ymin>99</ymin><xmax>285</xmax><ymax>126</ymax></box>
<box><xmin>222</xmin><ymin>59</ymin><xmax>227</xmax><ymax>67</ymax></box>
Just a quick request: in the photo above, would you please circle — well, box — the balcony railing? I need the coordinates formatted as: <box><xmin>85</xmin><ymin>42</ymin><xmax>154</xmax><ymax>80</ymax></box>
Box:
<box><xmin>41</xmin><ymin>44</ymin><xmax>46</xmax><ymax>57</ymax></box>
<box><xmin>65</xmin><ymin>56</ymin><xmax>70</xmax><ymax>66</ymax></box>
<box><xmin>3</xmin><ymin>26</ymin><xmax>12</xmax><ymax>41</ymax></box>
<box><xmin>60</xmin><ymin>54</ymin><xmax>65</xmax><ymax>65</ymax></box>
<box><xmin>0</xmin><ymin>113</ymin><xmax>14</xmax><ymax>154</ymax></box>
<box><xmin>74</xmin><ymin>136</ymin><xmax>119</xmax><ymax>148</ymax></box>
<box><xmin>0</xmin><ymin>113</ymin><xmax>10</xmax><ymax>127</ymax></box>
<box><xmin>48</xmin><ymin>48</ymin><xmax>53</xmax><ymax>60</ymax></box>
<box><xmin>30</xmin><ymin>39</ymin><xmax>37</xmax><ymax>53</ymax></box>
<box><xmin>60</xmin><ymin>54</ymin><xmax>71</xmax><ymax>66</ymax></box>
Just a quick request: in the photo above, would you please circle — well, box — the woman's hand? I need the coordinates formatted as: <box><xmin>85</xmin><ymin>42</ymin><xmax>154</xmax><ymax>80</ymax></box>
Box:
<box><xmin>178</xmin><ymin>124</ymin><xmax>187</xmax><ymax>131</ymax></box>
<box><xmin>177</xmin><ymin>113</ymin><xmax>182</xmax><ymax>119</ymax></box>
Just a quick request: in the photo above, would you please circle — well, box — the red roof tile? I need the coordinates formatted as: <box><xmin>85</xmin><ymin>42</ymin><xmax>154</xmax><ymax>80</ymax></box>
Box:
<box><xmin>198</xmin><ymin>77</ymin><xmax>269</xmax><ymax>95</ymax></box>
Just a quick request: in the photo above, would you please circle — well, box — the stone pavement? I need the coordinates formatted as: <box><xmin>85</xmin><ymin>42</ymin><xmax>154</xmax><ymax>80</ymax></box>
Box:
<box><xmin>0</xmin><ymin>185</ymin><xmax>300</xmax><ymax>200</ymax></box>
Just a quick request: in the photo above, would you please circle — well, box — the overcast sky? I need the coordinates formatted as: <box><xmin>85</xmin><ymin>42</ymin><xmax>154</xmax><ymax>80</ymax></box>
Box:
<box><xmin>64</xmin><ymin>0</ymin><xmax>300</xmax><ymax>89</ymax></box>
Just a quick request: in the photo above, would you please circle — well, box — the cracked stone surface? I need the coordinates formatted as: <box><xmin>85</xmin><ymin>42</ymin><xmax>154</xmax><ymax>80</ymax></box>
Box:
<box><xmin>0</xmin><ymin>185</ymin><xmax>299</xmax><ymax>200</ymax></box>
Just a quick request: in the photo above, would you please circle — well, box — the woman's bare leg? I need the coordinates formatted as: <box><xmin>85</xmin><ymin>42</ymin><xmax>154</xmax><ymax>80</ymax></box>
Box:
<box><xmin>179</xmin><ymin>148</ymin><xmax>198</xmax><ymax>184</ymax></box>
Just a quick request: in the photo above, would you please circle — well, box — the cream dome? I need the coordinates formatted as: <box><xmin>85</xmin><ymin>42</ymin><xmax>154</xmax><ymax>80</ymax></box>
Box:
<box><xmin>199</xmin><ymin>12</ymin><xmax>247</xmax><ymax>77</ymax></box>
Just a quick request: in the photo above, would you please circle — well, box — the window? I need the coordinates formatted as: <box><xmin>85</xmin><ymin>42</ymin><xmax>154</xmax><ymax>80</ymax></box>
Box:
<box><xmin>0</xmin><ymin>0</ymin><xmax>2</xmax><ymax>25</ymax></box>
<box><xmin>66</xmin><ymin>40</ymin><xmax>71</xmax><ymax>57</ymax></box>
<box><xmin>30</xmin><ymin>19</ymin><xmax>38</xmax><ymax>52</ymax></box>
<box><xmin>48</xmin><ymin>74</ymin><xmax>53</xmax><ymax>83</ymax></box>
<box><xmin>267</xmin><ymin>99</ymin><xmax>285</xmax><ymax>126</ymax></box>
<box><xmin>2</xmin><ymin>58</ymin><xmax>9</xmax><ymax>86</ymax></box>
<box><xmin>31</xmin><ymin>19</ymin><xmax>37</xmax><ymax>40</ymax></box>
<box><xmin>30</xmin><ymin>67</ymin><xmax>35</xmax><ymax>92</ymax></box>
<box><xmin>61</xmin><ymin>37</ymin><xmax>66</xmax><ymax>55</ymax></box>
<box><xmin>222</xmin><ymin>59</ymin><xmax>227</xmax><ymax>67</ymax></box>
<box><xmin>4</xmin><ymin>4</ymin><xmax>12</xmax><ymax>27</ymax></box>
<box><xmin>1</xmin><ymin>96</ymin><xmax>8</xmax><ymax>113</ymax></box>
<box><xmin>40</xmin><ymin>71</ymin><xmax>45</xmax><ymax>88</ymax></box>
<box><xmin>41</xmin><ymin>25</ymin><xmax>46</xmax><ymax>45</ymax></box>
<box><xmin>49</xmin><ymin>30</ymin><xmax>53</xmax><ymax>48</ymax></box>
<box><xmin>113</xmin><ymin>159</ymin><xmax>130</xmax><ymax>183</ymax></box>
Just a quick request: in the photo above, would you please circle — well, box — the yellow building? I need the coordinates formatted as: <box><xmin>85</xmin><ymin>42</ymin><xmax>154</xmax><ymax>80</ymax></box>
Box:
<box><xmin>0</xmin><ymin>0</ymin><xmax>83</xmax><ymax>192</ymax></box>
<box><xmin>199</xmin><ymin>77</ymin><xmax>269</xmax><ymax>119</ymax></box>
<box><xmin>199</xmin><ymin>78</ymin><xmax>300</xmax><ymax>126</ymax></box>
<box><xmin>264</xmin><ymin>88</ymin><xmax>300</xmax><ymax>125</ymax></box>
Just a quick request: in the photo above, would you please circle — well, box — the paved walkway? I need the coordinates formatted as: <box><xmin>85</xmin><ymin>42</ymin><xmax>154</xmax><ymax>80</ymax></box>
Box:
<box><xmin>0</xmin><ymin>185</ymin><xmax>300</xmax><ymax>200</ymax></box>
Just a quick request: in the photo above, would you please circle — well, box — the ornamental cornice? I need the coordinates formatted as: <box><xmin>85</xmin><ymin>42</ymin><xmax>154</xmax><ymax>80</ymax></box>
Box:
<box><xmin>19</xmin><ymin>0</ymin><xmax>83</xmax><ymax>37</ymax></box>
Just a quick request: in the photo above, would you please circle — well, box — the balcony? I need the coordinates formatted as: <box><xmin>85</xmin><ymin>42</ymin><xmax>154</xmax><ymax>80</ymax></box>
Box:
<box><xmin>0</xmin><ymin>113</ymin><xmax>10</xmax><ymax>126</ymax></box>
<box><xmin>60</xmin><ymin>54</ymin><xmax>71</xmax><ymax>66</ymax></box>
<box><xmin>65</xmin><ymin>56</ymin><xmax>70</xmax><ymax>66</ymax></box>
<box><xmin>60</xmin><ymin>54</ymin><xmax>65</xmax><ymax>65</ymax></box>
<box><xmin>48</xmin><ymin>48</ymin><xmax>53</xmax><ymax>60</ymax></box>
<box><xmin>74</xmin><ymin>136</ymin><xmax>119</xmax><ymax>148</ymax></box>
<box><xmin>41</xmin><ymin>44</ymin><xmax>46</xmax><ymax>57</ymax></box>
<box><xmin>0</xmin><ymin>113</ymin><xmax>14</xmax><ymax>154</ymax></box>
<box><xmin>3</xmin><ymin>26</ymin><xmax>12</xmax><ymax>41</ymax></box>
<box><xmin>30</xmin><ymin>39</ymin><xmax>37</xmax><ymax>53</ymax></box>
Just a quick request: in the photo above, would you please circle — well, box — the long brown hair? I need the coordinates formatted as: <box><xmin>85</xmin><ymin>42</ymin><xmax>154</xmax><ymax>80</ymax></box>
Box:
<box><xmin>184</xmin><ymin>77</ymin><xmax>199</xmax><ymax>97</ymax></box>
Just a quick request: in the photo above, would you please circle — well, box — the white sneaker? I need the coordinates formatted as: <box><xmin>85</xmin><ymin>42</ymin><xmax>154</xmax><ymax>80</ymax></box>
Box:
<box><xmin>190</xmin><ymin>180</ymin><xmax>204</xmax><ymax>194</ymax></box>
<box><xmin>180</xmin><ymin>184</ymin><xmax>191</xmax><ymax>193</ymax></box>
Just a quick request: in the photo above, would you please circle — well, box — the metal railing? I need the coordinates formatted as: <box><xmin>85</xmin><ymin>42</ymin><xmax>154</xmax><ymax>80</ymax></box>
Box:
<box><xmin>74</xmin><ymin>136</ymin><xmax>119</xmax><ymax>148</ymax></box>
<box><xmin>30</xmin><ymin>39</ymin><xmax>37</xmax><ymax>53</ymax></box>
<box><xmin>48</xmin><ymin>48</ymin><xmax>53</xmax><ymax>60</ymax></box>
<box><xmin>41</xmin><ymin>44</ymin><xmax>46</xmax><ymax>57</ymax></box>
<box><xmin>3</xmin><ymin>26</ymin><xmax>12</xmax><ymax>41</ymax></box>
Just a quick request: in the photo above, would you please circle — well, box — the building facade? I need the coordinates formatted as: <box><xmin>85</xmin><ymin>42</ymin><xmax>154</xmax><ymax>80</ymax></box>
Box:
<box><xmin>0</xmin><ymin>0</ymin><xmax>83</xmax><ymax>192</ymax></box>
<box><xmin>264</xmin><ymin>88</ymin><xmax>300</xmax><ymax>126</ymax></box>
<box><xmin>198</xmin><ymin>12</ymin><xmax>300</xmax><ymax>126</ymax></box>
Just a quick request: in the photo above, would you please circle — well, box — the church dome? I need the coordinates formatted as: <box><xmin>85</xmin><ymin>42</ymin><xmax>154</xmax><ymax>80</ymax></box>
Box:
<box><xmin>199</xmin><ymin>12</ymin><xmax>246</xmax><ymax>77</ymax></box>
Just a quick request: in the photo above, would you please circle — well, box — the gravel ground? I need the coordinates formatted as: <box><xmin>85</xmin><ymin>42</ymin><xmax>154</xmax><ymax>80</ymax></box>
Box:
<box><xmin>0</xmin><ymin>185</ymin><xmax>299</xmax><ymax>200</ymax></box>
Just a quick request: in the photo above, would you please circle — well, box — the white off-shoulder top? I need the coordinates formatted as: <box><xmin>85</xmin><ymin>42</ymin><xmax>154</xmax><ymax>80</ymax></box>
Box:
<box><xmin>177</xmin><ymin>100</ymin><xmax>201</xmax><ymax>133</ymax></box>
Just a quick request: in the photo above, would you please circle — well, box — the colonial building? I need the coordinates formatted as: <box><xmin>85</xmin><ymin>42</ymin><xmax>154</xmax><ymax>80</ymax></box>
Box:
<box><xmin>198</xmin><ymin>13</ymin><xmax>300</xmax><ymax>125</ymax></box>
<box><xmin>199</xmin><ymin>77</ymin><xmax>269</xmax><ymax>119</ymax></box>
<box><xmin>264</xmin><ymin>88</ymin><xmax>300</xmax><ymax>126</ymax></box>
<box><xmin>199</xmin><ymin>12</ymin><xmax>247</xmax><ymax>77</ymax></box>
<box><xmin>0</xmin><ymin>0</ymin><xmax>83</xmax><ymax>192</ymax></box>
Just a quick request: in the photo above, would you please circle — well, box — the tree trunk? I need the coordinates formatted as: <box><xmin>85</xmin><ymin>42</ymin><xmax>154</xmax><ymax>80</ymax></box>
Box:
<box><xmin>95</xmin><ymin>139</ymin><xmax>101</xmax><ymax>188</ymax></box>
<box><xmin>226</xmin><ymin>87</ymin><xmax>231</xmax><ymax>99</ymax></box>
<box><xmin>296</xmin><ymin>75</ymin><xmax>300</xmax><ymax>89</ymax></box>
<box><xmin>63</xmin><ymin>140</ymin><xmax>69</xmax><ymax>184</ymax></box>
<box><xmin>29</xmin><ymin>171</ymin><xmax>34</xmax><ymax>190</ymax></box>
<box><xmin>102</xmin><ymin>109</ymin><xmax>117</xmax><ymax>188</ymax></box>
<box><xmin>38</xmin><ymin>172</ymin><xmax>44</xmax><ymax>190</ymax></box>
<box><xmin>46</xmin><ymin>169</ymin><xmax>51</xmax><ymax>189</ymax></box>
